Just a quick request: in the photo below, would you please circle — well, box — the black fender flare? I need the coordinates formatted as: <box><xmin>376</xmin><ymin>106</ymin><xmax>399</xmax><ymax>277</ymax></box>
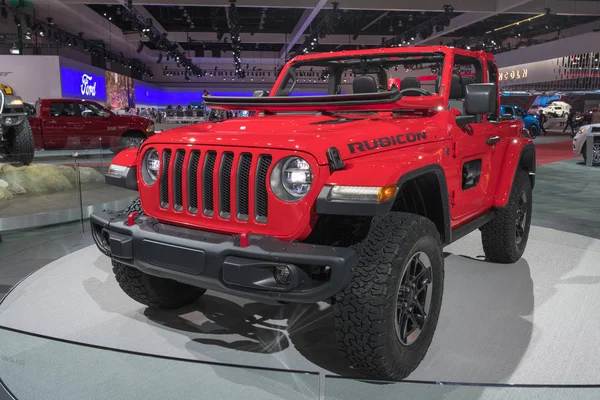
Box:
<box><xmin>316</xmin><ymin>164</ymin><xmax>452</xmax><ymax>245</ymax></box>
<box><xmin>396</xmin><ymin>164</ymin><xmax>452</xmax><ymax>245</ymax></box>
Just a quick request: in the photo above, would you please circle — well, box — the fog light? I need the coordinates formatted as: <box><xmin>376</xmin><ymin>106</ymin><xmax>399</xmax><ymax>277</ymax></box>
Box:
<box><xmin>4</xmin><ymin>117</ymin><xmax>13</xmax><ymax>125</ymax></box>
<box><xmin>274</xmin><ymin>265</ymin><xmax>292</xmax><ymax>285</ymax></box>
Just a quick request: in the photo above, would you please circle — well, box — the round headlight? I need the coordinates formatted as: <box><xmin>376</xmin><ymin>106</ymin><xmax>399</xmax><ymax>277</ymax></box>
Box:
<box><xmin>270</xmin><ymin>156</ymin><xmax>312</xmax><ymax>201</ymax></box>
<box><xmin>142</xmin><ymin>148</ymin><xmax>160</xmax><ymax>185</ymax></box>
<box><xmin>282</xmin><ymin>157</ymin><xmax>312</xmax><ymax>197</ymax></box>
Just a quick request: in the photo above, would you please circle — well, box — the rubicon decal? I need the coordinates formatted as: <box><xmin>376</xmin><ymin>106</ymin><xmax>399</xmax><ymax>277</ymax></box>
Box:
<box><xmin>348</xmin><ymin>131</ymin><xmax>427</xmax><ymax>154</ymax></box>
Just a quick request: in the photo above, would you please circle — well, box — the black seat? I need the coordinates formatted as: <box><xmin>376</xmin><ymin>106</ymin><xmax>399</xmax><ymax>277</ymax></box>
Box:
<box><xmin>353</xmin><ymin>75</ymin><xmax>378</xmax><ymax>94</ymax></box>
<box><xmin>448</xmin><ymin>73</ymin><xmax>464</xmax><ymax>113</ymax></box>
<box><xmin>399</xmin><ymin>77</ymin><xmax>422</xmax><ymax>96</ymax></box>
<box><xmin>461</xmin><ymin>76</ymin><xmax>475</xmax><ymax>98</ymax></box>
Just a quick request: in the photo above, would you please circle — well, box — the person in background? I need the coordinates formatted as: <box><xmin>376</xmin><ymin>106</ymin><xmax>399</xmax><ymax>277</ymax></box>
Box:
<box><xmin>538</xmin><ymin>110</ymin><xmax>548</xmax><ymax>136</ymax></box>
<box><xmin>563</xmin><ymin>109</ymin><xmax>575</xmax><ymax>137</ymax></box>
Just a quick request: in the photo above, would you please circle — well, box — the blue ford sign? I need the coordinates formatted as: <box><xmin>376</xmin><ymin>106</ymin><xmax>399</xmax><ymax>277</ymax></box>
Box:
<box><xmin>60</xmin><ymin>67</ymin><xmax>106</xmax><ymax>100</ymax></box>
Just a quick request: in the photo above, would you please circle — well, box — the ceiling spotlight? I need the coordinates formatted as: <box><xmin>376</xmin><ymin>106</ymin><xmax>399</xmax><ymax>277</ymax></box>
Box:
<box><xmin>10</xmin><ymin>43</ymin><xmax>19</xmax><ymax>55</ymax></box>
<box><xmin>25</xmin><ymin>29</ymin><xmax>31</xmax><ymax>40</ymax></box>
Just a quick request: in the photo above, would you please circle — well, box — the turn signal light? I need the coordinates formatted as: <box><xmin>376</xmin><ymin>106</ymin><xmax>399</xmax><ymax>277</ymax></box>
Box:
<box><xmin>378</xmin><ymin>185</ymin><xmax>398</xmax><ymax>202</ymax></box>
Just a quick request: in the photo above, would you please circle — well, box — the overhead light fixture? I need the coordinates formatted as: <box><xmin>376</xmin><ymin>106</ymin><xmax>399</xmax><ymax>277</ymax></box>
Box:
<box><xmin>25</xmin><ymin>29</ymin><xmax>31</xmax><ymax>40</ymax></box>
<box><xmin>485</xmin><ymin>13</ymin><xmax>545</xmax><ymax>34</ymax></box>
<box><xmin>9</xmin><ymin>44</ymin><xmax>19</xmax><ymax>55</ymax></box>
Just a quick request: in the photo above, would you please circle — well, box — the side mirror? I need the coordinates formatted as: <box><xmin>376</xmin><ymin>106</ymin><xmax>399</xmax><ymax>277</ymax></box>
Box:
<box><xmin>455</xmin><ymin>83</ymin><xmax>497</xmax><ymax>128</ymax></box>
<box><xmin>464</xmin><ymin>83</ymin><xmax>497</xmax><ymax>116</ymax></box>
<box><xmin>500</xmin><ymin>113</ymin><xmax>515</xmax><ymax>121</ymax></box>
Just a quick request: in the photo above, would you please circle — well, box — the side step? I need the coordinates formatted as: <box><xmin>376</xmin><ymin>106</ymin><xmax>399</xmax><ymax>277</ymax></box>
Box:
<box><xmin>450</xmin><ymin>210</ymin><xmax>497</xmax><ymax>243</ymax></box>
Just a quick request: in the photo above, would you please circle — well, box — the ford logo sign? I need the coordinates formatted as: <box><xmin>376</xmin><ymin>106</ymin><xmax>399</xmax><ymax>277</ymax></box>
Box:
<box><xmin>80</xmin><ymin>74</ymin><xmax>97</xmax><ymax>97</ymax></box>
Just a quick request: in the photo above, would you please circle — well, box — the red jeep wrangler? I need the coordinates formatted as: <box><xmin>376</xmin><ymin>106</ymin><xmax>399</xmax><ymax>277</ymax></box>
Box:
<box><xmin>91</xmin><ymin>46</ymin><xmax>535</xmax><ymax>380</ymax></box>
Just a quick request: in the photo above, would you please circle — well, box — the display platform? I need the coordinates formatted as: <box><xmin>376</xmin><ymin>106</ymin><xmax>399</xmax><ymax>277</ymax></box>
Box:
<box><xmin>1</xmin><ymin>224</ymin><xmax>600</xmax><ymax>399</ymax></box>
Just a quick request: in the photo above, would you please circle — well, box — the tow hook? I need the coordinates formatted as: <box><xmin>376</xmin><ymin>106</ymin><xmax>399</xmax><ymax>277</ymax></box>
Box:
<box><xmin>126</xmin><ymin>212</ymin><xmax>139</xmax><ymax>226</ymax></box>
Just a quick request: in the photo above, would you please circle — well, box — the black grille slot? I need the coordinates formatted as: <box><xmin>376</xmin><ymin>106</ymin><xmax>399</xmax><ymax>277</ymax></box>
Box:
<box><xmin>160</xmin><ymin>150</ymin><xmax>171</xmax><ymax>208</ymax></box>
<box><xmin>188</xmin><ymin>150</ymin><xmax>200</xmax><ymax>213</ymax></box>
<box><xmin>173</xmin><ymin>150</ymin><xmax>185</xmax><ymax>211</ymax></box>
<box><xmin>236</xmin><ymin>154</ymin><xmax>252</xmax><ymax>221</ymax></box>
<box><xmin>203</xmin><ymin>151</ymin><xmax>217</xmax><ymax>216</ymax></box>
<box><xmin>219</xmin><ymin>152</ymin><xmax>234</xmax><ymax>218</ymax></box>
<box><xmin>255</xmin><ymin>155</ymin><xmax>272</xmax><ymax>223</ymax></box>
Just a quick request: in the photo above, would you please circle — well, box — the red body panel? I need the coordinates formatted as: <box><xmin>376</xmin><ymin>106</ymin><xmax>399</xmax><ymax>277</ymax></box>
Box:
<box><xmin>30</xmin><ymin>99</ymin><xmax>154</xmax><ymax>150</ymax></box>
<box><xmin>110</xmin><ymin>46</ymin><xmax>533</xmax><ymax>242</ymax></box>
<box><xmin>111</xmin><ymin>147</ymin><xmax>139</xmax><ymax>167</ymax></box>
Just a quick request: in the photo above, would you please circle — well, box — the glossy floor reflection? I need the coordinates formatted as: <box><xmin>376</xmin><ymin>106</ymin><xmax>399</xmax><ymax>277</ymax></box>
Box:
<box><xmin>1</xmin><ymin>225</ymin><xmax>599</xmax><ymax>386</ymax></box>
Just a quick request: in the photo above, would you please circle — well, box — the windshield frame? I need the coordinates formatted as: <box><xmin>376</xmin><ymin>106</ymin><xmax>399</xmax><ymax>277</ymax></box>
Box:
<box><xmin>272</xmin><ymin>51</ymin><xmax>446</xmax><ymax>99</ymax></box>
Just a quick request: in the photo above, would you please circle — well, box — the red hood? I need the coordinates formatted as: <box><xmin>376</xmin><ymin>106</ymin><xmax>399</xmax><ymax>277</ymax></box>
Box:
<box><xmin>145</xmin><ymin>113</ymin><xmax>445</xmax><ymax>165</ymax></box>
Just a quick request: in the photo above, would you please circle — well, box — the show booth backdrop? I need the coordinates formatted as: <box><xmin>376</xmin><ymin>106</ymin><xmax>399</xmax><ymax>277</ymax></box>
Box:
<box><xmin>0</xmin><ymin>55</ymin><xmax>62</xmax><ymax>102</ymax></box>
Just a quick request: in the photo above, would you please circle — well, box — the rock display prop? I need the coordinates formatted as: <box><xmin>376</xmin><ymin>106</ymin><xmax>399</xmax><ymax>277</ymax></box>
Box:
<box><xmin>0</xmin><ymin>179</ymin><xmax>12</xmax><ymax>200</ymax></box>
<box><xmin>0</xmin><ymin>163</ymin><xmax>104</xmax><ymax>197</ymax></box>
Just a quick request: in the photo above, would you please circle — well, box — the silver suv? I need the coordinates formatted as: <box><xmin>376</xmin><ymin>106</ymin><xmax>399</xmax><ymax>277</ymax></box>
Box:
<box><xmin>573</xmin><ymin>124</ymin><xmax>600</xmax><ymax>165</ymax></box>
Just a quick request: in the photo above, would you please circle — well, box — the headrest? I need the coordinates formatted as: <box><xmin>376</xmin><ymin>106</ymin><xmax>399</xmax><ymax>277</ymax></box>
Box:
<box><xmin>449</xmin><ymin>73</ymin><xmax>463</xmax><ymax>99</ymax></box>
<box><xmin>400</xmin><ymin>77</ymin><xmax>421</xmax><ymax>91</ymax></box>
<box><xmin>461</xmin><ymin>76</ymin><xmax>475</xmax><ymax>97</ymax></box>
<box><xmin>353</xmin><ymin>75</ymin><xmax>378</xmax><ymax>94</ymax></box>
<box><xmin>435</xmin><ymin>76</ymin><xmax>442</xmax><ymax>94</ymax></box>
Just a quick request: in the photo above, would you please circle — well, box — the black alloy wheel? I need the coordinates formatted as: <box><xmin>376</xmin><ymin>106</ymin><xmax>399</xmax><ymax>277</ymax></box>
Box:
<box><xmin>396</xmin><ymin>251</ymin><xmax>433</xmax><ymax>346</ymax></box>
<box><xmin>515</xmin><ymin>191</ymin><xmax>528</xmax><ymax>245</ymax></box>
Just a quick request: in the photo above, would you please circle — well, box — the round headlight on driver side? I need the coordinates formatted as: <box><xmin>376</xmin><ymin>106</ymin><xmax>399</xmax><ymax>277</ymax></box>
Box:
<box><xmin>142</xmin><ymin>148</ymin><xmax>160</xmax><ymax>185</ymax></box>
<box><xmin>270</xmin><ymin>156</ymin><xmax>313</xmax><ymax>201</ymax></box>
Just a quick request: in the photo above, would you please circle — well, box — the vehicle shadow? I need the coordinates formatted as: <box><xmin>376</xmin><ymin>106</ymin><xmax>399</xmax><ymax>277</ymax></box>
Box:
<box><xmin>140</xmin><ymin>252</ymin><xmax>534</xmax><ymax>384</ymax></box>
<box><xmin>84</xmin><ymin>249</ymin><xmax>533</xmax><ymax>386</ymax></box>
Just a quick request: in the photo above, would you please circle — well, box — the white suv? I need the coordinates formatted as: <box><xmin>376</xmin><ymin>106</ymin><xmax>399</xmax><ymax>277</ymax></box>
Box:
<box><xmin>573</xmin><ymin>124</ymin><xmax>600</xmax><ymax>165</ymax></box>
<box><xmin>542</xmin><ymin>101</ymin><xmax>571</xmax><ymax>118</ymax></box>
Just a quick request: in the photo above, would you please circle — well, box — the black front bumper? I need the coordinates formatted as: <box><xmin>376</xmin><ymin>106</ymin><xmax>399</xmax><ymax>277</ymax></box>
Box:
<box><xmin>90</xmin><ymin>210</ymin><xmax>357</xmax><ymax>303</ymax></box>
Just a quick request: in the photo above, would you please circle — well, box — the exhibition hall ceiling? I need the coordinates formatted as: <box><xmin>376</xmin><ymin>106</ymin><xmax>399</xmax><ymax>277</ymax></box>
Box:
<box><xmin>20</xmin><ymin>0</ymin><xmax>600</xmax><ymax>66</ymax></box>
<box><xmin>86</xmin><ymin>1</ymin><xmax>600</xmax><ymax>53</ymax></box>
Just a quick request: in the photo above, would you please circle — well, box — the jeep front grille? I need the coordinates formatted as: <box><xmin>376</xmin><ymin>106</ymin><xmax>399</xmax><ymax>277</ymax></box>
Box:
<box><xmin>157</xmin><ymin>148</ymin><xmax>272</xmax><ymax>223</ymax></box>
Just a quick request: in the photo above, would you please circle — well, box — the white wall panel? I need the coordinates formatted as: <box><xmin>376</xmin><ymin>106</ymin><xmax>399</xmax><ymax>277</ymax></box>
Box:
<box><xmin>0</xmin><ymin>55</ymin><xmax>62</xmax><ymax>103</ymax></box>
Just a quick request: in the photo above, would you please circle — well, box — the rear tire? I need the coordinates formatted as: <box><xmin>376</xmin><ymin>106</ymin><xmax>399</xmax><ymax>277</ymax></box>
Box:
<box><xmin>112</xmin><ymin>131</ymin><xmax>145</xmax><ymax>153</ymax></box>
<box><xmin>333</xmin><ymin>212</ymin><xmax>444</xmax><ymax>380</ymax></box>
<box><xmin>4</xmin><ymin>120</ymin><xmax>34</xmax><ymax>165</ymax></box>
<box><xmin>481</xmin><ymin>169</ymin><xmax>532</xmax><ymax>263</ymax></box>
<box><xmin>112</xmin><ymin>261</ymin><xmax>206</xmax><ymax>309</ymax></box>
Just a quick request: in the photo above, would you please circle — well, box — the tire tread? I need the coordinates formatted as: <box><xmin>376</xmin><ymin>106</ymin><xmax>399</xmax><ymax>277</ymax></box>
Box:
<box><xmin>333</xmin><ymin>212</ymin><xmax>444</xmax><ymax>380</ymax></box>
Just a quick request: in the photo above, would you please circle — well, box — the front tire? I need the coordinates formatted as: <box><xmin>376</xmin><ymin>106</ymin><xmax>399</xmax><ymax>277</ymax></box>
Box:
<box><xmin>528</xmin><ymin>125</ymin><xmax>538</xmax><ymax>138</ymax></box>
<box><xmin>4</xmin><ymin>120</ymin><xmax>34</xmax><ymax>165</ymax></box>
<box><xmin>333</xmin><ymin>213</ymin><xmax>444</xmax><ymax>380</ymax></box>
<box><xmin>582</xmin><ymin>139</ymin><xmax>600</xmax><ymax>166</ymax></box>
<box><xmin>112</xmin><ymin>196</ymin><xmax>206</xmax><ymax>309</ymax></box>
<box><xmin>481</xmin><ymin>169</ymin><xmax>532</xmax><ymax>263</ymax></box>
<box><xmin>112</xmin><ymin>261</ymin><xmax>206</xmax><ymax>309</ymax></box>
